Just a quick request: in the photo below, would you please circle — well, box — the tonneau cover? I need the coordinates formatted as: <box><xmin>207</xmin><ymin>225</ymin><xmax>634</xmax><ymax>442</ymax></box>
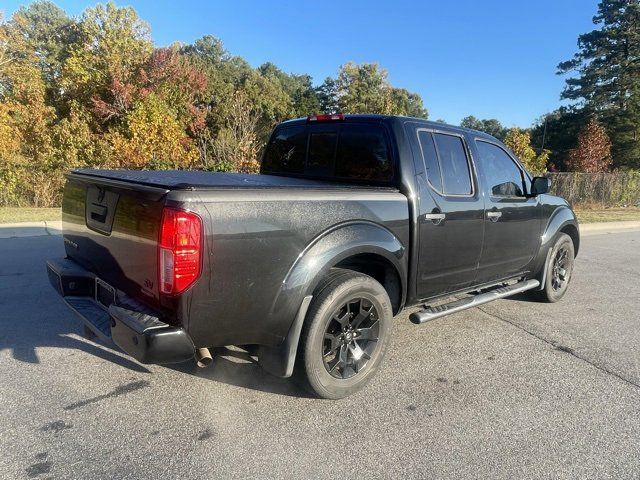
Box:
<box><xmin>70</xmin><ymin>169</ymin><xmax>393</xmax><ymax>191</ymax></box>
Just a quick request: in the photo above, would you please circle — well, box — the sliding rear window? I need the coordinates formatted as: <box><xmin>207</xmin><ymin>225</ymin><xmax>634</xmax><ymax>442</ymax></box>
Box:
<box><xmin>262</xmin><ymin>123</ymin><xmax>394</xmax><ymax>183</ymax></box>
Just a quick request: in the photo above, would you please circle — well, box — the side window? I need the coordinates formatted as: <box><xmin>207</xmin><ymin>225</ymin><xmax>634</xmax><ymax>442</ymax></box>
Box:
<box><xmin>433</xmin><ymin>133</ymin><xmax>473</xmax><ymax>195</ymax></box>
<box><xmin>335</xmin><ymin>125</ymin><xmax>392</xmax><ymax>181</ymax></box>
<box><xmin>262</xmin><ymin>126</ymin><xmax>307</xmax><ymax>174</ymax></box>
<box><xmin>417</xmin><ymin>130</ymin><xmax>443</xmax><ymax>192</ymax></box>
<box><xmin>475</xmin><ymin>141</ymin><xmax>524</xmax><ymax>197</ymax></box>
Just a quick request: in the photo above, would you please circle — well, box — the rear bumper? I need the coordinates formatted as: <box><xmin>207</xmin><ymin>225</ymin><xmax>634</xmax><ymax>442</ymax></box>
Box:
<box><xmin>46</xmin><ymin>258</ymin><xmax>195</xmax><ymax>364</ymax></box>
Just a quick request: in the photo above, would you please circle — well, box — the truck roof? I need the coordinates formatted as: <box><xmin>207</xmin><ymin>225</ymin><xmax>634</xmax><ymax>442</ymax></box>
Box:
<box><xmin>279</xmin><ymin>114</ymin><xmax>499</xmax><ymax>142</ymax></box>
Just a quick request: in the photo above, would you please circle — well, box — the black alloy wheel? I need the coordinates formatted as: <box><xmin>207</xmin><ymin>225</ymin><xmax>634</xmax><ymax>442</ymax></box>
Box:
<box><xmin>530</xmin><ymin>232</ymin><xmax>575</xmax><ymax>303</ymax></box>
<box><xmin>296</xmin><ymin>269</ymin><xmax>393</xmax><ymax>399</ymax></box>
<box><xmin>551</xmin><ymin>245</ymin><xmax>570</xmax><ymax>292</ymax></box>
<box><xmin>322</xmin><ymin>298</ymin><xmax>380</xmax><ymax>379</ymax></box>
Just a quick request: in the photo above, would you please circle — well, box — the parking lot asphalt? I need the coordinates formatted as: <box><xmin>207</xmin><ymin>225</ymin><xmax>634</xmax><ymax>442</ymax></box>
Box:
<box><xmin>1</xmin><ymin>229</ymin><xmax>639</xmax><ymax>479</ymax></box>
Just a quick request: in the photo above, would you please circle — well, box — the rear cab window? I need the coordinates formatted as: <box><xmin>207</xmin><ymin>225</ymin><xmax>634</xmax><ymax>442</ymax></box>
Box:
<box><xmin>262</xmin><ymin>122</ymin><xmax>394</xmax><ymax>184</ymax></box>
<box><xmin>261</xmin><ymin>126</ymin><xmax>307</xmax><ymax>174</ymax></box>
<box><xmin>308</xmin><ymin>131</ymin><xmax>338</xmax><ymax>174</ymax></box>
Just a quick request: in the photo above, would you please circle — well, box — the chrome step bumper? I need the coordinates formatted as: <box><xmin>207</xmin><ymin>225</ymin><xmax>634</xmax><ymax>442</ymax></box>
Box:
<box><xmin>46</xmin><ymin>257</ymin><xmax>195</xmax><ymax>364</ymax></box>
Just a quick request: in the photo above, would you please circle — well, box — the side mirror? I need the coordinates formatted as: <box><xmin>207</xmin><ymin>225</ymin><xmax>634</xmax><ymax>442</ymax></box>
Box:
<box><xmin>530</xmin><ymin>176</ymin><xmax>551</xmax><ymax>196</ymax></box>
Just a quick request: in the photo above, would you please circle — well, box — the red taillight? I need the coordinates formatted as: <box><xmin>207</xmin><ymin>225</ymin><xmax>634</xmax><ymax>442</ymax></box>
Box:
<box><xmin>158</xmin><ymin>207</ymin><xmax>202</xmax><ymax>295</ymax></box>
<box><xmin>307</xmin><ymin>113</ymin><xmax>344</xmax><ymax>122</ymax></box>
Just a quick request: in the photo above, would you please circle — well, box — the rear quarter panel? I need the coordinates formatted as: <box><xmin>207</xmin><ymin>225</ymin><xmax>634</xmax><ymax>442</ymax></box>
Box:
<box><xmin>169</xmin><ymin>188</ymin><xmax>409</xmax><ymax>347</ymax></box>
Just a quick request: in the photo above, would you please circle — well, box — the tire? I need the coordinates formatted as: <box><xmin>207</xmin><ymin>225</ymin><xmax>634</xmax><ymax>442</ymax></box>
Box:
<box><xmin>296</xmin><ymin>269</ymin><xmax>393</xmax><ymax>399</ymax></box>
<box><xmin>531</xmin><ymin>233</ymin><xmax>575</xmax><ymax>303</ymax></box>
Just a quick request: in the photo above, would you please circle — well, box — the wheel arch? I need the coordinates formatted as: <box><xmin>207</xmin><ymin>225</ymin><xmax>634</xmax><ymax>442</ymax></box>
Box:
<box><xmin>285</xmin><ymin>221</ymin><xmax>408</xmax><ymax>316</ymax></box>
<box><xmin>531</xmin><ymin>205</ymin><xmax>580</xmax><ymax>288</ymax></box>
<box><xmin>331</xmin><ymin>253</ymin><xmax>404</xmax><ymax>315</ymax></box>
<box><xmin>541</xmin><ymin>206</ymin><xmax>580</xmax><ymax>257</ymax></box>
<box><xmin>559</xmin><ymin>223</ymin><xmax>580</xmax><ymax>257</ymax></box>
<box><xmin>259</xmin><ymin>222</ymin><xmax>407</xmax><ymax>378</ymax></box>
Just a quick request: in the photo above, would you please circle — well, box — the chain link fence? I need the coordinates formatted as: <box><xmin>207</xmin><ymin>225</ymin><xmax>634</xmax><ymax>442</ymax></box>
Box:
<box><xmin>547</xmin><ymin>171</ymin><xmax>640</xmax><ymax>207</ymax></box>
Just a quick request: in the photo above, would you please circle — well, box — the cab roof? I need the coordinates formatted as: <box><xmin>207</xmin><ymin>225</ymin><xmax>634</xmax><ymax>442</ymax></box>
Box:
<box><xmin>279</xmin><ymin>114</ymin><xmax>499</xmax><ymax>142</ymax></box>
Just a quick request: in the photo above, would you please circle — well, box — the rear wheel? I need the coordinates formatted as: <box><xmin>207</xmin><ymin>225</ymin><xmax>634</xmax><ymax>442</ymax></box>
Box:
<box><xmin>296</xmin><ymin>270</ymin><xmax>393</xmax><ymax>399</ymax></box>
<box><xmin>531</xmin><ymin>233</ymin><xmax>575</xmax><ymax>303</ymax></box>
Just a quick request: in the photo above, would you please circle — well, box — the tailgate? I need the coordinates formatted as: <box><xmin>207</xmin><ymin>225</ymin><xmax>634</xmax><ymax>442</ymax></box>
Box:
<box><xmin>61</xmin><ymin>172</ymin><xmax>169</xmax><ymax>305</ymax></box>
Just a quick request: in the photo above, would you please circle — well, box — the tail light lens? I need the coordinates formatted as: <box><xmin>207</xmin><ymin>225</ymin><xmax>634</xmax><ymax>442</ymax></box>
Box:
<box><xmin>158</xmin><ymin>207</ymin><xmax>202</xmax><ymax>295</ymax></box>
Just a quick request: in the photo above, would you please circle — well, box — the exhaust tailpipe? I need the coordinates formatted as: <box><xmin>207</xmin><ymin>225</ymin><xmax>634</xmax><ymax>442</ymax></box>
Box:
<box><xmin>195</xmin><ymin>347</ymin><xmax>213</xmax><ymax>368</ymax></box>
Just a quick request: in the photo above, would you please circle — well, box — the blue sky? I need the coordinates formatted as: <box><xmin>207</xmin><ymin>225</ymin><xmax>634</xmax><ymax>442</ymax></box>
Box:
<box><xmin>3</xmin><ymin>0</ymin><xmax>599</xmax><ymax>127</ymax></box>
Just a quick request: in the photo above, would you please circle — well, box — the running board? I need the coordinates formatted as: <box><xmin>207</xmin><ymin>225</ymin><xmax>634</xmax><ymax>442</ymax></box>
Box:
<box><xmin>409</xmin><ymin>279</ymin><xmax>540</xmax><ymax>325</ymax></box>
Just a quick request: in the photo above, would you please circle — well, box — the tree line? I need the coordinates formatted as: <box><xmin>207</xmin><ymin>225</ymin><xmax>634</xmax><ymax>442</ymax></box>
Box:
<box><xmin>464</xmin><ymin>0</ymin><xmax>639</xmax><ymax>174</ymax></box>
<box><xmin>0</xmin><ymin>1</ymin><xmax>427</xmax><ymax>206</ymax></box>
<box><xmin>0</xmin><ymin>0</ymin><xmax>638</xmax><ymax>207</ymax></box>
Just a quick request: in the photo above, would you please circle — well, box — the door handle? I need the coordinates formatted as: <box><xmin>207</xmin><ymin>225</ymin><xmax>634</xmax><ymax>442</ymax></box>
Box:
<box><xmin>425</xmin><ymin>213</ymin><xmax>446</xmax><ymax>225</ymax></box>
<box><xmin>487</xmin><ymin>211</ymin><xmax>502</xmax><ymax>222</ymax></box>
<box><xmin>90</xmin><ymin>203</ymin><xmax>108</xmax><ymax>223</ymax></box>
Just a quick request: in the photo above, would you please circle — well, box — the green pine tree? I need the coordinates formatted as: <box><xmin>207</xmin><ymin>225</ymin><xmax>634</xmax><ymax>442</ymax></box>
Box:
<box><xmin>558</xmin><ymin>0</ymin><xmax>640</xmax><ymax>168</ymax></box>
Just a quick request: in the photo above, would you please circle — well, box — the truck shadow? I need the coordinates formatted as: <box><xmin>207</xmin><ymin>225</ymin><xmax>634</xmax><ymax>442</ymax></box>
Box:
<box><xmin>168</xmin><ymin>347</ymin><xmax>312</xmax><ymax>398</ymax></box>
<box><xmin>0</xmin><ymin>313</ymin><xmax>151</xmax><ymax>374</ymax></box>
<box><xmin>0</xmin><ymin>234</ymin><xmax>150</xmax><ymax>374</ymax></box>
<box><xmin>503</xmin><ymin>292</ymin><xmax>538</xmax><ymax>302</ymax></box>
<box><xmin>2</xmin><ymin>233</ymin><xmax>309</xmax><ymax>397</ymax></box>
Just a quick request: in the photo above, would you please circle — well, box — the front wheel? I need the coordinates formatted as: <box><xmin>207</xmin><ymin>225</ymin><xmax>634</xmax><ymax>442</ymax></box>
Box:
<box><xmin>531</xmin><ymin>233</ymin><xmax>575</xmax><ymax>303</ymax></box>
<box><xmin>296</xmin><ymin>270</ymin><xmax>393</xmax><ymax>399</ymax></box>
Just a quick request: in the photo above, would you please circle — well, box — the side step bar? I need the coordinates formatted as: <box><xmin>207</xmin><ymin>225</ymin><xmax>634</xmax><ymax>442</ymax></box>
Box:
<box><xmin>409</xmin><ymin>279</ymin><xmax>540</xmax><ymax>325</ymax></box>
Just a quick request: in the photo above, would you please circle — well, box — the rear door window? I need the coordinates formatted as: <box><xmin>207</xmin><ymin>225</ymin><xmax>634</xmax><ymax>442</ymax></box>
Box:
<box><xmin>417</xmin><ymin>130</ymin><xmax>443</xmax><ymax>192</ymax></box>
<box><xmin>433</xmin><ymin>133</ymin><xmax>473</xmax><ymax>195</ymax></box>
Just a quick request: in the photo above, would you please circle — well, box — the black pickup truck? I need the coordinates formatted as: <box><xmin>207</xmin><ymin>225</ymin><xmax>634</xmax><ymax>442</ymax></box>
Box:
<box><xmin>47</xmin><ymin>114</ymin><xmax>579</xmax><ymax>399</ymax></box>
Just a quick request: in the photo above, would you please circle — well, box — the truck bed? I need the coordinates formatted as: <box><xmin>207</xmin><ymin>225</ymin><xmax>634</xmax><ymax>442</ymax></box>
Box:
<box><xmin>60</xmin><ymin>168</ymin><xmax>410</xmax><ymax>346</ymax></box>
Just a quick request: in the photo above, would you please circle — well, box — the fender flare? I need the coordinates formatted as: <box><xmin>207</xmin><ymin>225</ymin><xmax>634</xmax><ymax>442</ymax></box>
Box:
<box><xmin>280</xmin><ymin>221</ymin><xmax>406</xmax><ymax>309</ymax></box>
<box><xmin>258</xmin><ymin>221</ymin><xmax>407</xmax><ymax>378</ymax></box>
<box><xmin>541</xmin><ymin>206</ymin><xmax>580</xmax><ymax>253</ymax></box>
<box><xmin>532</xmin><ymin>206</ymin><xmax>580</xmax><ymax>289</ymax></box>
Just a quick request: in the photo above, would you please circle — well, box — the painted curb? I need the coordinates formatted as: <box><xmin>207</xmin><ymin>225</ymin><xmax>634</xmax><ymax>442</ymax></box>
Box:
<box><xmin>0</xmin><ymin>221</ymin><xmax>63</xmax><ymax>239</ymax></box>
<box><xmin>580</xmin><ymin>221</ymin><xmax>640</xmax><ymax>235</ymax></box>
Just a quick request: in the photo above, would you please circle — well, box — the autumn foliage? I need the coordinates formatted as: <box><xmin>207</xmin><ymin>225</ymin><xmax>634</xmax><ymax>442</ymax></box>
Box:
<box><xmin>565</xmin><ymin>119</ymin><xmax>613</xmax><ymax>173</ymax></box>
<box><xmin>0</xmin><ymin>1</ymin><xmax>431</xmax><ymax>207</ymax></box>
<box><xmin>3</xmin><ymin>0</ymin><xmax>630</xmax><ymax>208</ymax></box>
<box><xmin>504</xmin><ymin>128</ymin><xmax>549</xmax><ymax>175</ymax></box>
